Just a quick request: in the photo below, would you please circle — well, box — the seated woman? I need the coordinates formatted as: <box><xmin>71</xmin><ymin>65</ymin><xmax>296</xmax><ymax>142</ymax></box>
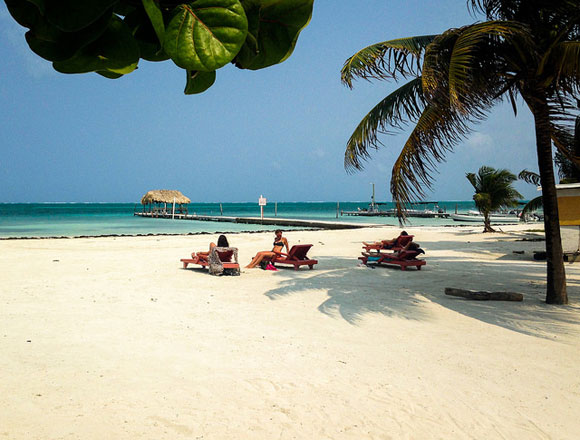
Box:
<box><xmin>363</xmin><ymin>230</ymin><xmax>409</xmax><ymax>249</ymax></box>
<box><xmin>245</xmin><ymin>229</ymin><xmax>289</xmax><ymax>269</ymax></box>
<box><xmin>192</xmin><ymin>234</ymin><xmax>229</xmax><ymax>261</ymax></box>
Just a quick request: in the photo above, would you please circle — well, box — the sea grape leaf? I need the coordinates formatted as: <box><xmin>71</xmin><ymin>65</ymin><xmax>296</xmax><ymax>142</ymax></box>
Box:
<box><xmin>25</xmin><ymin>31</ymin><xmax>78</xmax><ymax>61</ymax></box>
<box><xmin>96</xmin><ymin>70</ymin><xmax>123</xmax><ymax>79</ymax></box>
<box><xmin>26</xmin><ymin>0</ymin><xmax>45</xmax><ymax>13</ymax></box>
<box><xmin>5</xmin><ymin>0</ymin><xmax>43</xmax><ymax>29</ymax></box>
<box><xmin>113</xmin><ymin>2</ymin><xmax>136</xmax><ymax>16</ymax></box>
<box><xmin>124</xmin><ymin>8</ymin><xmax>169</xmax><ymax>62</ymax></box>
<box><xmin>44</xmin><ymin>0</ymin><xmax>120</xmax><ymax>32</ymax></box>
<box><xmin>24</xmin><ymin>12</ymin><xmax>112</xmax><ymax>62</ymax></box>
<box><xmin>235</xmin><ymin>0</ymin><xmax>313</xmax><ymax>70</ymax></box>
<box><xmin>141</xmin><ymin>0</ymin><xmax>165</xmax><ymax>45</ymax></box>
<box><xmin>184</xmin><ymin>70</ymin><xmax>216</xmax><ymax>94</ymax></box>
<box><xmin>53</xmin><ymin>15</ymin><xmax>139</xmax><ymax>74</ymax></box>
<box><xmin>164</xmin><ymin>0</ymin><xmax>248</xmax><ymax>72</ymax></box>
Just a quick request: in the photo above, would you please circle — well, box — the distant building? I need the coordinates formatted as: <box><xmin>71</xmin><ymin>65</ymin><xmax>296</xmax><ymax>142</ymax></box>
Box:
<box><xmin>556</xmin><ymin>183</ymin><xmax>580</xmax><ymax>254</ymax></box>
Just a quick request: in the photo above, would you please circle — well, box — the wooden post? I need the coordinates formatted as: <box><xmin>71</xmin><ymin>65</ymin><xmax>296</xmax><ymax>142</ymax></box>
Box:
<box><xmin>336</xmin><ymin>202</ymin><xmax>340</xmax><ymax>218</ymax></box>
<box><xmin>275</xmin><ymin>202</ymin><xmax>277</xmax><ymax>217</ymax></box>
<box><xmin>455</xmin><ymin>204</ymin><xmax>458</xmax><ymax>214</ymax></box>
<box><xmin>220</xmin><ymin>203</ymin><xmax>223</xmax><ymax>216</ymax></box>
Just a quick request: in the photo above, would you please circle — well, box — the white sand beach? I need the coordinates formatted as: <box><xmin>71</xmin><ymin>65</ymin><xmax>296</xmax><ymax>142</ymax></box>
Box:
<box><xmin>1</xmin><ymin>224</ymin><xmax>579</xmax><ymax>439</ymax></box>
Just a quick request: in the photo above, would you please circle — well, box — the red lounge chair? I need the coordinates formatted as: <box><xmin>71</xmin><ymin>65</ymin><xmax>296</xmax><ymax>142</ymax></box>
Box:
<box><xmin>267</xmin><ymin>244</ymin><xmax>318</xmax><ymax>270</ymax></box>
<box><xmin>181</xmin><ymin>247</ymin><xmax>240</xmax><ymax>275</ymax></box>
<box><xmin>359</xmin><ymin>249</ymin><xmax>425</xmax><ymax>271</ymax></box>
<box><xmin>363</xmin><ymin>234</ymin><xmax>414</xmax><ymax>253</ymax></box>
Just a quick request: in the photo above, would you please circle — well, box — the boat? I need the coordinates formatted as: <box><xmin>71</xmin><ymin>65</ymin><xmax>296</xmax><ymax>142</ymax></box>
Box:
<box><xmin>450</xmin><ymin>210</ymin><xmax>521</xmax><ymax>223</ymax></box>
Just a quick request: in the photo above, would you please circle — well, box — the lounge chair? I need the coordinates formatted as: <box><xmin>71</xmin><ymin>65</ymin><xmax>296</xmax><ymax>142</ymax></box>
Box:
<box><xmin>363</xmin><ymin>234</ymin><xmax>414</xmax><ymax>253</ymax></box>
<box><xmin>266</xmin><ymin>244</ymin><xmax>318</xmax><ymax>270</ymax></box>
<box><xmin>181</xmin><ymin>247</ymin><xmax>240</xmax><ymax>275</ymax></box>
<box><xmin>359</xmin><ymin>249</ymin><xmax>425</xmax><ymax>271</ymax></box>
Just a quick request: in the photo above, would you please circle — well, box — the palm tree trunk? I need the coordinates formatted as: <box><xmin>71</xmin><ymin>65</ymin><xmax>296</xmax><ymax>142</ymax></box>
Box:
<box><xmin>529</xmin><ymin>95</ymin><xmax>568</xmax><ymax>304</ymax></box>
<box><xmin>483</xmin><ymin>213</ymin><xmax>494</xmax><ymax>232</ymax></box>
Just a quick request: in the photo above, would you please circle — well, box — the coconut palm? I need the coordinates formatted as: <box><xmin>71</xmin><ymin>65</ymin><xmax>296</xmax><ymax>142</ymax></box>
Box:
<box><xmin>467</xmin><ymin>166</ymin><xmax>522</xmax><ymax>232</ymax></box>
<box><xmin>341</xmin><ymin>0</ymin><xmax>580</xmax><ymax>304</ymax></box>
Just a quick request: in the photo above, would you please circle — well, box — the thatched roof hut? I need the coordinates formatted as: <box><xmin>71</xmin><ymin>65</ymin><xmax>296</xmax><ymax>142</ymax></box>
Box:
<box><xmin>141</xmin><ymin>190</ymin><xmax>191</xmax><ymax>205</ymax></box>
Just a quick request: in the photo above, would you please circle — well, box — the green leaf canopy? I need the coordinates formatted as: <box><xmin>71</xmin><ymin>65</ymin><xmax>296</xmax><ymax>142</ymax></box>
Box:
<box><xmin>4</xmin><ymin>0</ymin><xmax>314</xmax><ymax>94</ymax></box>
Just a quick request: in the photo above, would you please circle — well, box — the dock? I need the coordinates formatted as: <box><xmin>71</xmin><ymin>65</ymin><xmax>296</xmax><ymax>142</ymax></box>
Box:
<box><xmin>134</xmin><ymin>212</ymin><xmax>379</xmax><ymax>230</ymax></box>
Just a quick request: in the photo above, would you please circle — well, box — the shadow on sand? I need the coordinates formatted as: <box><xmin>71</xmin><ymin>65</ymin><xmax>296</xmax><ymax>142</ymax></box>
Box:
<box><xmin>265</xmin><ymin>239</ymin><xmax>580</xmax><ymax>341</ymax></box>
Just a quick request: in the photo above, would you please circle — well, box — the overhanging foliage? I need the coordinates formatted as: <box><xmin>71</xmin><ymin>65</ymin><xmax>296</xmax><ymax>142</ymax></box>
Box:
<box><xmin>5</xmin><ymin>0</ymin><xmax>314</xmax><ymax>94</ymax></box>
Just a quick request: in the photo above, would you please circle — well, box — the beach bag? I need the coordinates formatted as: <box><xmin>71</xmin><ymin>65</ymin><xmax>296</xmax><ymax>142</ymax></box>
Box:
<box><xmin>265</xmin><ymin>263</ymin><xmax>278</xmax><ymax>271</ymax></box>
<box><xmin>259</xmin><ymin>260</ymin><xmax>269</xmax><ymax>270</ymax></box>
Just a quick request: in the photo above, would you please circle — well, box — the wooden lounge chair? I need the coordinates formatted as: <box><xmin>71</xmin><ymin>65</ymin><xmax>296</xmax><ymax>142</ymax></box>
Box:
<box><xmin>363</xmin><ymin>234</ymin><xmax>414</xmax><ymax>253</ymax></box>
<box><xmin>267</xmin><ymin>244</ymin><xmax>318</xmax><ymax>270</ymax></box>
<box><xmin>181</xmin><ymin>247</ymin><xmax>240</xmax><ymax>275</ymax></box>
<box><xmin>359</xmin><ymin>249</ymin><xmax>425</xmax><ymax>271</ymax></box>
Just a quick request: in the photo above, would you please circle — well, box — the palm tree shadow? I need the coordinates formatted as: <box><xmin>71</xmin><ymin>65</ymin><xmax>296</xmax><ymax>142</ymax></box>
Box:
<box><xmin>422</xmin><ymin>255</ymin><xmax>580</xmax><ymax>340</ymax></box>
<box><xmin>265</xmin><ymin>257</ymin><xmax>432</xmax><ymax>325</ymax></box>
<box><xmin>265</xmin><ymin>251</ymin><xmax>580</xmax><ymax>340</ymax></box>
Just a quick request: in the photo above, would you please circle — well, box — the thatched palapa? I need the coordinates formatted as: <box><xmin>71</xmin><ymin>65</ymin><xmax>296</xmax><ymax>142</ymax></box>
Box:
<box><xmin>141</xmin><ymin>190</ymin><xmax>190</xmax><ymax>205</ymax></box>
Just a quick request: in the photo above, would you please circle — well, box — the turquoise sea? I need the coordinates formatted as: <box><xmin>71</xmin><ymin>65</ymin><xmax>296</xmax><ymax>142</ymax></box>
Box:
<box><xmin>0</xmin><ymin>201</ymin><xmax>484</xmax><ymax>238</ymax></box>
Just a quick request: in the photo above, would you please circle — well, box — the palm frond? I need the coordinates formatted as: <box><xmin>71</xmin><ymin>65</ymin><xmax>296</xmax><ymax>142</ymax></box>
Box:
<box><xmin>551</xmin><ymin>120</ymin><xmax>580</xmax><ymax>168</ymax></box>
<box><xmin>518</xmin><ymin>169</ymin><xmax>541</xmax><ymax>185</ymax></box>
<box><xmin>389</xmin><ymin>101</ymin><xmax>474</xmax><ymax>218</ymax></box>
<box><xmin>466</xmin><ymin>171</ymin><xmax>478</xmax><ymax>189</ymax></box>
<box><xmin>550</xmin><ymin>41</ymin><xmax>580</xmax><ymax>86</ymax></box>
<box><xmin>445</xmin><ymin>21</ymin><xmax>531</xmax><ymax>108</ymax></box>
<box><xmin>422</xmin><ymin>28</ymin><xmax>461</xmax><ymax>98</ymax></box>
<box><xmin>521</xmin><ymin>195</ymin><xmax>543</xmax><ymax>218</ymax></box>
<box><xmin>341</xmin><ymin>35</ymin><xmax>437</xmax><ymax>88</ymax></box>
<box><xmin>344</xmin><ymin>78</ymin><xmax>425</xmax><ymax>171</ymax></box>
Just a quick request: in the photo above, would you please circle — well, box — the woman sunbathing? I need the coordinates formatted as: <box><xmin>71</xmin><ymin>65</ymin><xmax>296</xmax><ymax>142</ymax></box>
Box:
<box><xmin>245</xmin><ymin>229</ymin><xmax>289</xmax><ymax>268</ymax></box>
<box><xmin>363</xmin><ymin>230</ymin><xmax>409</xmax><ymax>249</ymax></box>
<box><xmin>192</xmin><ymin>234</ymin><xmax>229</xmax><ymax>261</ymax></box>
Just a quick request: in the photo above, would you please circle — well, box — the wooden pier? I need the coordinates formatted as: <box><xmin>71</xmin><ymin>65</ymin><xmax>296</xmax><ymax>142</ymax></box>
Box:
<box><xmin>134</xmin><ymin>212</ymin><xmax>379</xmax><ymax>230</ymax></box>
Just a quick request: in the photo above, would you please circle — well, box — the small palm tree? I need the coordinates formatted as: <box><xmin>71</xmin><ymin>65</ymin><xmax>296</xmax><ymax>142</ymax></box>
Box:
<box><xmin>466</xmin><ymin>166</ymin><xmax>522</xmax><ymax>232</ymax></box>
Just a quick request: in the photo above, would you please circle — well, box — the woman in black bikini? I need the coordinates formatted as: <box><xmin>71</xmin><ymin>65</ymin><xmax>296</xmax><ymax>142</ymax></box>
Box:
<box><xmin>245</xmin><ymin>229</ymin><xmax>289</xmax><ymax>268</ymax></box>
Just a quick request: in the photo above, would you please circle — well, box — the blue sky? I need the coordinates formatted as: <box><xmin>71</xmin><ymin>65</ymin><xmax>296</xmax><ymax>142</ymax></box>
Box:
<box><xmin>0</xmin><ymin>1</ymin><xmax>541</xmax><ymax>203</ymax></box>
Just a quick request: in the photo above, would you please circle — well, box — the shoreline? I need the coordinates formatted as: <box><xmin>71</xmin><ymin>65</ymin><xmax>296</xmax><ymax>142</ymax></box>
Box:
<box><xmin>0</xmin><ymin>221</ymin><xmax>543</xmax><ymax>241</ymax></box>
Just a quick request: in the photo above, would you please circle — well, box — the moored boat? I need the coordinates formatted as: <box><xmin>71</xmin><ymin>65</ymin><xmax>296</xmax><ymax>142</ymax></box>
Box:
<box><xmin>450</xmin><ymin>211</ymin><xmax>520</xmax><ymax>223</ymax></box>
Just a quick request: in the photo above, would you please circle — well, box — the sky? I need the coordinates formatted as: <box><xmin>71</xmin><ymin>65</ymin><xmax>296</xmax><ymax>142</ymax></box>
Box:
<box><xmin>0</xmin><ymin>0</ymin><xmax>543</xmax><ymax>203</ymax></box>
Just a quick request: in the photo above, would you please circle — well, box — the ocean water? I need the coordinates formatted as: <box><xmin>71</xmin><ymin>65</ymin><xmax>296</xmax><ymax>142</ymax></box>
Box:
<box><xmin>0</xmin><ymin>201</ymin><xmax>484</xmax><ymax>238</ymax></box>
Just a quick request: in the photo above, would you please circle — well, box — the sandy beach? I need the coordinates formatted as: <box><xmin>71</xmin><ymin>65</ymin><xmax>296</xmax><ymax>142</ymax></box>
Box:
<box><xmin>1</xmin><ymin>224</ymin><xmax>579</xmax><ymax>439</ymax></box>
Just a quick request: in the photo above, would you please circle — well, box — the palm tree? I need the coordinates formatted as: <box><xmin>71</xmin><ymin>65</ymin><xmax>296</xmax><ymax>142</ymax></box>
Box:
<box><xmin>341</xmin><ymin>0</ymin><xmax>580</xmax><ymax>304</ymax></box>
<box><xmin>467</xmin><ymin>166</ymin><xmax>522</xmax><ymax>232</ymax></box>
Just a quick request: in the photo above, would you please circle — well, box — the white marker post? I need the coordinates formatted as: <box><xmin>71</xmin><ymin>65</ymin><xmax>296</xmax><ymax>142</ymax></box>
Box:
<box><xmin>258</xmin><ymin>195</ymin><xmax>267</xmax><ymax>220</ymax></box>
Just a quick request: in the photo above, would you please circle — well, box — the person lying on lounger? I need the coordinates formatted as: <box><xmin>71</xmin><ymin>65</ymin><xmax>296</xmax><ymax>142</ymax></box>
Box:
<box><xmin>395</xmin><ymin>240</ymin><xmax>424</xmax><ymax>256</ymax></box>
<box><xmin>192</xmin><ymin>234</ymin><xmax>229</xmax><ymax>260</ymax></box>
<box><xmin>245</xmin><ymin>229</ymin><xmax>289</xmax><ymax>269</ymax></box>
<box><xmin>363</xmin><ymin>230</ymin><xmax>409</xmax><ymax>250</ymax></box>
